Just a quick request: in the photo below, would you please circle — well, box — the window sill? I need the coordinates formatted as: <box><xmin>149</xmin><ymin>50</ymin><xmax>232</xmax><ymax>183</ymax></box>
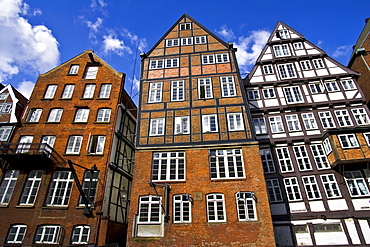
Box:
<box><xmin>58</xmin><ymin>98</ymin><xmax>72</xmax><ymax>100</ymax></box>
<box><xmin>63</xmin><ymin>153</ymin><xmax>81</xmax><ymax>156</ymax></box>
<box><xmin>16</xmin><ymin>205</ymin><xmax>35</xmax><ymax>208</ymax></box>
<box><xmin>94</xmin><ymin>122</ymin><xmax>111</xmax><ymax>124</ymax></box>
<box><xmin>80</xmin><ymin>98</ymin><xmax>94</xmax><ymax>100</ymax></box>
<box><xmin>97</xmin><ymin>97</ymin><xmax>110</xmax><ymax>100</ymax></box>
<box><xmin>66</xmin><ymin>74</ymin><xmax>78</xmax><ymax>76</ymax></box>
<box><xmin>42</xmin><ymin>206</ymin><xmax>68</xmax><ymax>210</ymax></box>
<box><xmin>72</xmin><ymin>122</ymin><xmax>88</xmax><ymax>124</ymax></box>
<box><xmin>44</xmin><ymin>122</ymin><xmax>60</xmax><ymax>124</ymax></box>
<box><xmin>0</xmin><ymin>204</ymin><xmax>9</xmax><ymax>208</ymax></box>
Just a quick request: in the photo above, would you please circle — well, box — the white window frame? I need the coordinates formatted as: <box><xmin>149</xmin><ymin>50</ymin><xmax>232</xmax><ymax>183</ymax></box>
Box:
<box><xmin>273</xmin><ymin>44</ymin><xmax>290</xmax><ymax>57</ymax></box>
<box><xmin>79</xmin><ymin>171</ymin><xmax>99</xmax><ymax>206</ymax></box>
<box><xmin>181</xmin><ymin>37</ymin><xmax>193</xmax><ymax>46</ymax></box>
<box><xmin>99</xmin><ymin>84</ymin><xmax>112</xmax><ymax>98</ymax></box>
<box><xmin>293</xmin><ymin>42</ymin><xmax>303</xmax><ymax>50</ymax></box>
<box><xmin>19</xmin><ymin>170</ymin><xmax>43</xmax><ymax>206</ymax></box>
<box><xmin>215</xmin><ymin>53</ymin><xmax>229</xmax><ymax>63</ymax></box>
<box><xmin>0</xmin><ymin>170</ymin><xmax>19</xmax><ymax>205</ymax></box>
<box><xmin>302</xmin><ymin>175</ymin><xmax>321</xmax><ymax>200</ymax></box>
<box><xmin>301</xmin><ymin>113</ymin><xmax>318</xmax><ymax>130</ymax></box>
<box><xmin>334</xmin><ymin>109</ymin><xmax>353</xmax><ymax>127</ymax></box>
<box><xmin>165</xmin><ymin>58</ymin><xmax>179</xmax><ymax>68</ymax></box>
<box><xmin>352</xmin><ymin>108</ymin><xmax>370</xmax><ymax>125</ymax></box>
<box><xmin>293</xmin><ymin>145</ymin><xmax>312</xmax><ymax>171</ymax></box>
<box><xmin>310</xmin><ymin>144</ymin><xmax>330</xmax><ymax>169</ymax></box>
<box><xmin>253</xmin><ymin>117</ymin><xmax>267</xmax><ymax>134</ymax></box>
<box><xmin>194</xmin><ymin>36</ymin><xmax>207</xmax><ymax>44</ymax></box>
<box><xmin>47</xmin><ymin>109</ymin><xmax>63</xmax><ymax>122</ymax></box>
<box><xmin>17</xmin><ymin>136</ymin><xmax>33</xmax><ymax>153</ymax></box>
<box><xmin>206</xmin><ymin>193</ymin><xmax>226</xmax><ymax>222</ymax></box>
<box><xmin>150</xmin><ymin>118</ymin><xmax>165</xmax><ymax>136</ymax></box>
<box><xmin>66</xmin><ymin>136</ymin><xmax>83</xmax><ymax>154</ymax></box>
<box><xmin>263</xmin><ymin>65</ymin><xmax>274</xmax><ymax>74</ymax></box>
<box><xmin>46</xmin><ymin>171</ymin><xmax>73</xmax><ymax>206</ymax></box>
<box><xmin>148</xmin><ymin>82</ymin><xmax>163</xmax><ymax>103</ymax></box>
<box><xmin>220</xmin><ymin>76</ymin><xmax>236</xmax><ymax>97</ymax></box>
<box><xmin>260</xmin><ymin>148</ymin><xmax>276</xmax><ymax>174</ymax></box>
<box><xmin>149</xmin><ymin>59</ymin><xmax>164</xmax><ymax>69</ymax></box>
<box><xmin>96</xmin><ymin>108</ymin><xmax>111</xmax><ymax>122</ymax></box>
<box><xmin>344</xmin><ymin>171</ymin><xmax>370</xmax><ymax>197</ymax></box>
<box><xmin>0</xmin><ymin>126</ymin><xmax>13</xmax><ymax>141</ymax></box>
<box><xmin>198</xmin><ymin>78</ymin><xmax>213</xmax><ymax>99</ymax></box>
<box><xmin>278</xmin><ymin>63</ymin><xmax>296</xmax><ymax>79</ymax></box>
<box><xmin>171</xmin><ymin>80</ymin><xmax>185</xmax><ymax>101</ymax></box>
<box><xmin>313</xmin><ymin>59</ymin><xmax>325</xmax><ymax>69</ymax></box>
<box><xmin>323</xmin><ymin>138</ymin><xmax>332</xmax><ymax>154</ymax></box>
<box><xmin>320</xmin><ymin>174</ymin><xmax>341</xmax><ymax>198</ymax></box>
<box><xmin>278</xmin><ymin>30</ymin><xmax>290</xmax><ymax>39</ymax></box>
<box><xmin>88</xmin><ymin>135</ymin><xmax>105</xmax><ymax>154</ymax></box>
<box><xmin>341</xmin><ymin>79</ymin><xmax>356</xmax><ymax>90</ymax></box>
<box><xmin>74</xmin><ymin>108</ymin><xmax>90</xmax><ymax>122</ymax></box>
<box><xmin>276</xmin><ymin>147</ymin><xmax>294</xmax><ymax>172</ymax></box>
<box><xmin>61</xmin><ymin>84</ymin><xmax>75</xmax><ymax>99</ymax></box>
<box><xmin>266</xmin><ymin>179</ymin><xmax>283</xmax><ymax>202</ymax></box>
<box><xmin>284</xmin><ymin>177</ymin><xmax>302</xmax><ymax>201</ymax></box>
<box><xmin>44</xmin><ymin>85</ymin><xmax>57</xmax><ymax>99</ymax></box>
<box><xmin>283</xmin><ymin>86</ymin><xmax>303</xmax><ymax>103</ymax></box>
<box><xmin>35</xmin><ymin>225</ymin><xmax>62</xmax><ymax>244</ymax></box>
<box><xmin>166</xmin><ymin>38</ymin><xmax>179</xmax><ymax>47</ymax></box>
<box><xmin>174</xmin><ymin>116</ymin><xmax>190</xmax><ymax>135</ymax></box>
<box><xmin>247</xmin><ymin>89</ymin><xmax>260</xmax><ymax>100</ymax></box>
<box><xmin>173</xmin><ymin>195</ymin><xmax>191</xmax><ymax>223</ymax></box>
<box><xmin>82</xmin><ymin>84</ymin><xmax>96</xmax><ymax>98</ymax></box>
<box><xmin>269</xmin><ymin>116</ymin><xmax>284</xmax><ymax>133</ymax></box>
<box><xmin>318</xmin><ymin>111</ymin><xmax>336</xmax><ymax>128</ymax></box>
<box><xmin>202</xmin><ymin>55</ymin><xmax>215</xmax><ymax>64</ymax></box>
<box><xmin>300</xmin><ymin>60</ymin><xmax>312</xmax><ymax>70</ymax></box>
<box><xmin>262</xmin><ymin>88</ymin><xmax>276</xmax><ymax>99</ymax></box>
<box><xmin>179</xmin><ymin>23</ymin><xmax>191</xmax><ymax>30</ymax></box>
<box><xmin>227</xmin><ymin>113</ymin><xmax>244</xmax><ymax>131</ymax></box>
<box><xmin>26</xmin><ymin>108</ymin><xmax>42</xmax><ymax>122</ymax></box>
<box><xmin>324</xmin><ymin>81</ymin><xmax>339</xmax><ymax>92</ymax></box>
<box><xmin>84</xmin><ymin>66</ymin><xmax>98</xmax><ymax>79</ymax></box>
<box><xmin>309</xmin><ymin>83</ymin><xmax>324</xmax><ymax>94</ymax></box>
<box><xmin>286</xmin><ymin>114</ymin><xmax>301</xmax><ymax>132</ymax></box>
<box><xmin>209</xmin><ymin>149</ymin><xmax>245</xmax><ymax>179</ymax></box>
<box><xmin>69</xmin><ymin>65</ymin><xmax>79</xmax><ymax>75</ymax></box>
<box><xmin>6</xmin><ymin>224</ymin><xmax>27</xmax><ymax>244</ymax></box>
<box><xmin>202</xmin><ymin>114</ymin><xmax>218</xmax><ymax>133</ymax></box>
<box><xmin>138</xmin><ymin>195</ymin><xmax>162</xmax><ymax>224</ymax></box>
<box><xmin>338</xmin><ymin>134</ymin><xmax>359</xmax><ymax>148</ymax></box>
<box><xmin>236</xmin><ymin>192</ymin><xmax>257</xmax><ymax>221</ymax></box>
<box><xmin>0</xmin><ymin>93</ymin><xmax>9</xmax><ymax>100</ymax></box>
<box><xmin>71</xmin><ymin>225</ymin><xmax>90</xmax><ymax>245</ymax></box>
<box><xmin>152</xmin><ymin>152</ymin><xmax>185</xmax><ymax>181</ymax></box>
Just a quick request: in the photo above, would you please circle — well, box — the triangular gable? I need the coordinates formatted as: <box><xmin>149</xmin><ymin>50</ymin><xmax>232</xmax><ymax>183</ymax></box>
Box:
<box><xmin>0</xmin><ymin>84</ymin><xmax>27</xmax><ymax>123</ymax></box>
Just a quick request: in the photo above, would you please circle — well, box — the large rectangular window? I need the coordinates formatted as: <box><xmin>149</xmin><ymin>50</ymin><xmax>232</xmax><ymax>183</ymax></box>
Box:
<box><xmin>138</xmin><ymin>195</ymin><xmax>161</xmax><ymax>224</ymax></box>
<box><xmin>79</xmin><ymin>171</ymin><xmax>99</xmax><ymax>206</ymax></box>
<box><xmin>71</xmin><ymin>225</ymin><xmax>90</xmax><ymax>245</ymax></box>
<box><xmin>273</xmin><ymin>44</ymin><xmax>290</xmax><ymax>57</ymax></box>
<box><xmin>198</xmin><ymin>78</ymin><xmax>213</xmax><ymax>99</ymax></box>
<box><xmin>0</xmin><ymin>170</ymin><xmax>19</xmax><ymax>205</ymax></box>
<box><xmin>338</xmin><ymin>134</ymin><xmax>359</xmax><ymax>148</ymax></box>
<box><xmin>66</xmin><ymin>136</ymin><xmax>83</xmax><ymax>154</ymax></box>
<box><xmin>96</xmin><ymin>108</ymin><xmax>111</xmax><ymax>122</ymax></box>
<box><xmin>209</xmin><ymin>149</ymin><xmax>245</xmax><ymax>179</ymax></box>
<box><xmin>173</xmin><ymin>194</ymin><xmax>191</xmax><ymax>223</ymax></box>
<box><xmin>276</xmin><ymin>147</ymin><xmax>293</xmax><ymax>172</ymax></box>
<box><xmin>171</xmin><ymin>80</ymin><xmax>185</xmax><ymax>101</ymax></box>
<box><xmin>6</xmin><ymin>224</ymin><xmax>27</xmax><ymax>244</ymax></box>
<box><xmin>227</xmin><ymin>113</ymin><xmax>244</xmax><ymax>131</ymax></box>
<box><xmin>269</xmin><ymin>116</ymin><xmax>284</xmax><ymax>133</ymax></box>
<box><xmin>283</xmin><ymin>86</ymin><xmax>303</xmax><ymax>103</ymax></box>
<box><xmin>324</xmin><ymin>81</ymin><xmax>339</xmax><ymax>92</ymax></box>
<box><xmin>19</xmin><ymin>170</ymin><xmax>43</xmax><ymax>205</ymax></box>
<box><xmin>206</xmin><ymin>193</ymin><xmax>226</xmax><ymax>222</ymax></box>
<box><xmin>26</xmin><ymin>108</ymin><xmax>42</xmax><ymax>122</ymax></box>
<box><xmin>310</xmin><ymin>144</ymin><xmax>330</xmax><ymax>169</ymax></box>
<box><xmin>202</xmin><ymin>114</ymin><xmax>218</xmax><ymax>133</ymax></box>
<box><xmin>253</xmin><ymin>117</ymin><xmax>267</xmax><ymax>134</ymax></box>
<box><xmin>88</xmin><ymin>136</ymin><xmax>105</xmax><ymax>154</ymax></box>
<box><xmin>44</xmin><ymin>85</ymin><xmax>57</xmax><ymax>99</ymax></box>
<box><xmin>341</xmin><ymin>79</ymin><xmax>356</xmax><ymax>90</ymax></box>
<box><xmin>302</xmin><ymin>175</ymin><xmax>321</xmax><ymax>200</ymax></box>
<box><xmin>61</xmin><ymin>84</ymin><xmax>75</xmax><ymax>99</ymax></box>
<box><xmin>202</xmin><ymin>55</ymin><xmax>215</xmax><ymax>64</ymax></box>
<box><xmin>152</xmin><ymin>152</ymin><xmax>185</xmax><ymax>181</ymax></box>
<box><xmin>220</xmin><ymin>76</ymin><xmax>236</xmax><ymax>97</ymax></box>
<box><xmin>35</xmin><ymin>225</ymin><xmax>62</xmax><ymax>244</ymax></box>
<box><xmin>266</xmin><ymin>179</ymin><xmax>283</xmax><ymax>202</ymax></box>
<box><xmin>293</xmin><ymin>145</ymin><xmax>312</xmax><ymax>171</ymax></box>
<box><xmin>166</xmin><ymin>38</ymin><xmax>179</xmax><ymax>47</ymax></box>
<box><xmin>47</xmin><ymin>109</ymin><xmax>63</xmax><ymax>122</ymax></box>
<box><xmin>320</xmin><ymin>174</ymin><xmax>341</xmax><ymax>198</ymax></box>
<box><xmin>335</xmin><ymin>110</ymin><xmax>353</xmax><ymax>127</ymax></box>
<box><xmin>278</xmin><ymin>63</ymin><xmax>296</xmax><ymax>79</ymax></box>
<box><xmin>99</xmin><ymin>84</ymin><xmax>112</xmax><ymax>98</ymax></box>
<box><xmin>352</xmin><ymin>108</ymin><xmax>370</xmax><ymax>125</ymax></box>
<box><xmin>84</xmin><ymin>66</ymin><xmax>98</xmax><ymax>79</ymax></box>
<box><xmin>150</xmin><ymin>118</ymin><xmax>165</xmax><ymax>136</ymax></box>
<box><xmin>260</xmin><ymin>148</ymin><xmax>275</xmax><ymax>174</ymax></box>
<box><xmin>74</xmin><ymin>108</ymin><xmax>90</xmax><ymax>122</ymax></box>
<box><xmin>284</xmin><ymin>177</ymin><xmax>302</xmax><ymax>201</ymax></box>
<box><xmin>318</xmin><ymin>111</ymin><xmax>336</xmax><ymax>128</ymax></box>
<box><xmin>0</xmin><ymin>126</ymin><xmax>12</xmax><ymax>141</ymax></box>
<box><xmin>215</xmin><ymin>53</ymin><xmax>229</xmax><ymax>63</ymax></box>
<box><xmin>165</xmin><ymin>58</ymin><xmax>179</xmax><ymax>68</ymax></box>
<box><xmin>236</xmin><ymin>192</ymin><xmax>257</xmax><ymax>221</ymax></box>
<box><xmin>46</xmin><ymin>171</ymin><xmax>73</xmax><ymax>206</ymax></box>
<box><xmin>82</xmin><ymin>84</ymin><xmax>96</xmax><ymax>98</ymax></box>
<box><xmin>344</xmin><ymin>171</ymin><xmax>370</xmax><ymax>197</ymax></box>
<box><xmin>286</xmin><ymin>114</ymin><xmax>301</xmax><ymax>131</ymax></box>
<box><xmin>301</xmin><ymin>113</ymin><xmax>318</xmax><ymax>130</ymax></box>
<box><xmin>149</xmin><ymin>59</ymin><xmax>164</xmax><ymax>69</ymax></box>
<box><xmin>174</xmin><ymin>116</ymin><xmax>189</xmax><ymax>135</ymax></box>
<box><xmin>194</xmin><ymin>36</ymin><xmax>207</xmax><ymax>44</ymax></box>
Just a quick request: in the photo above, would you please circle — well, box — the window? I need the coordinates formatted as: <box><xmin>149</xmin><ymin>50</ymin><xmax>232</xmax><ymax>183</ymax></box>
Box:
<box><xmin>99</xmin><ymin>84</ymin><xmax>111</xmax><ymax>98</ymax></box>
<box><xmin>41</xmin><ymin>135</ymin><xmax>56</xmax><ymax>153</ymax></box>
<box><xmin>44</xmin><ymin>85</ymin><xmax>57</xmax><ymax>99</ymax></box>
<box><xmin>286</xmin><ymin>114</ymin><xmax>301</xmax><ymax>132</ymax></box>
<box><xmin>269</xmin><ymin>116</ymin><xmax>284</xmax><ymax>133</ymax></box>
<box><xmin>0</xmin><ymin>93</ymin><xmax>9</xmax><ymax>100</ymax></box>
<box><xmin>82</xmin><ymin>84</ymin><xmax>96</xmax><ymax>98</ymax></box>
<box><xmin>284</xmin><ymin>177</ymin><xmax>302</xmax><ymax>201</ymax></box>
<box><xmin>173</xmin><ymin>194</ymin><xmax>191</xmax><ymax>223</ymax></box>
<box><xmin>335</xmin><ymin>110</ymin><xmax>353</xmax><ymax>127</ymax></box>
<box><xmin>74</xmin><ymin>108</ymin><xmax>90</xmax><ymax>122</ymax></box>
<box><xmin>293</xmin><ymin>42</ymin><xmax>303</xmax><ymax>50</ymax></box>
<box><xmin>165</xmin><ymin>58</ymin><xmax>179</xmax><ymax>68</ymax></box>
<box><xmin>341</xmin><ymin>79</ymin><xmax>356</xmax><ymax>90</ymax></box>
<box><xmin>313</xmin><ymin>59</ymin><xmax>325</xmax><ymax>69</ymax></box>
<box><xmin>310</xmin><ymin>144</ymin><xmax>330</xmax><ymax>169</ymax></box>
<box><xmin>278</xmin><ymin>63</ymin><xmax>296</xmax><ymax>79</ymax></box>
<box><xmin>84</xmin><ymin>66</ymin><xmax>98</xmax><ymax>79</ymax></box>
<box><xmin>293</xmin><ymin>145</ymin><xmax>312</xmax><ymax>171</ymax></box>
<box><xmin>0</xmin><ymin>103</ymin><xmax>12</xmax><ymax>113</ymax></box>
<box><xmin>273</xmin><ymin>44</ymin><xmax>290</xmax><ymax>57</ymax></box>
<box><xmin>0</xmin><ymin>126</ymin><xmax>12</xmax><ymax>141</ymax></box>
<box><xmin>283</xmin><ymin>86</ymin><xmax>303</xmax><ymax>103</ymax></box>
<box><xmin>174</xmin><ymin>116</ymin><xmax>189</xmax><ymax>135</ymax></box>
<box><xmin>206</xmin><ymin>193</ymin><xmax>226</xmax><ymax>222</ymax></box>
<box><xmin>338</xmin><ymin>134</ymin><xmax>359</xmax><ymax>148</ymax></box>
<box><xmin>150</xmin><ymin>118</ymin><xmax>165</xmax><ymax>136</ymax></box>
<box><xmin>302</xmin><ymin>176</ymin><xmax>321</xmax><ymax>200</ymax></box>
<box><xmin>202</xmin><ymin>114</ymin><xmax>218</xmax><ymax>133</ymax></box>
<box><xmin>150</xmin><ymin>59</ymin><xmax>164</xmax><ymax>69</ymax></box>
<box><xmin>88</xmin><ymin>136</ymin><xmax>105</xmax><ymax>154</ymax></box>
<box><xmin>263</xmin><ymin>65</ymin><xmax>274</xmax><ymax>74</ymax></box>
<box><xmin>300</xmin><ymin>60</ymin><xmax>312</xmax><ymax>70</ymax></box>
<box><xmin>253</xmin><ymin>117</ymin><xmax>267</xmax><ymax>134</ymax></box>
<box><xmin>266</xmin><ymin>179</ymin><xmax>283</xmax><ymax>202</ymax></box>
<box><xmin>247</xmin><ymin>90</ymin><xmax>260</xmax><ymax>100</ymax></box>
<box><xmin>17</xmin><ymin>135</ymin><xmax>33</xmax><ymax>153</ymax></box>
<box><xmin>236</xmin><ymin>192</ymin><xmax>257</xmax><ymax>221</ymax></box>
<box><xmin>71</xmin><ymin>225</ymin><xmax>90</xmax><ymax>245</ymax></box>
<box><xmin>47</xmin><ymin>109</ymin><xmax>63</xmax><ymax>122</ymax></box>
<box><xmin>61</xmin><ymin>84</ymin><xmax>75</xmax><ymax>99</ymax></box>
<box><xmin>179</xmin><ymin>23</ymin><xmax>191</xmax><ymax>30</ymax></box>
<box><xmin>276</xmin><ymin>147</ymin><xmax>294</xmax><ymax>172</ymax></box>
<box><xmin>26</xmin><ymin>108</ymin><xmax>42</xmax><ymax>122</ymax></box>
<box><xmin>323</xmin><ymin>138</ymin><xmax>332</xmax><ymax>154</ymax></box>
<box><xmin>66</xmin><ymin>136</ymin><xmax>83</xmax><ymax>154</ymax></box>
<box><xmin>209</xmin><ymin>149</ymin><xmax>245</xmax><ymax>179</ymax></box>
<box><xmin>68</xmin><ymin>65</ymin><xmax>79</xmax><ymax>74</ymax></box>
<box><xmin>318</xmin><ymin>111</ymin><xmax>335</xmax><ymax>128</ymax></box>
<box><xmin>6</xmin><ymin>225</ymin><xmax>27</xmax><ymax>244</ymax></box>
<box><xmin>344</xmin><ymin>171</ymin><xmax>370</xmax><ymax>197</ymax></box>
<box><xmin>171</xmin><ymin>80</ymin><xmax>184</xmax><ymax>101</ymax></box>
<box><xmin>220</xmin><ymin>76</ymin><xmax>236</xmax><ymax>97</ymax></box>
<box><xmin>148</xmin><ymin>82</ymin><xmax>163</xmax><ymax>102</ymax></box>
<box><xmin>215</xmin><ymin>53</ymin><xmax>229</xmax><ymax>63</ymax></box>
<box><xmin>324</xmin><ymin>81</ymin><xmax>339</xmax><ymax>92</ymax></box>
<box><xmin>364</xmin><ymin>133</ymin><xmax>370</xmax><ymax>146</ymax></box>
<box><xmin>79</xmin><ymin>171</ymin><xmax>99</xmax><ymax>206</ymax></box>
<box><xmin>152</xmin><ymin>152</ymin><xmax>185</xmax><ymax>181</ymax></box>
<box><xmin>35</xmin><ymin>225</ymin><xmax>62</xmax><ymax>244</ymax></box>
<box><xmin>46</xmin><ymin>171</ymin><xmax>73</xmax><ymax>206</ymax></box>
<box><xmin>352</xmin><ymin>108</ymin><xmax>370</xmax><ymax>125</ymax></box>
<box><xmin>301</xmin><ymin>113</ymin><xmax>318</xmax><ymax>130</ymax></box>
<box><xmin>166</xmin><ymin>38</ymin><xmax>179</xmax><ymax>47</ymax></box>
<box><xmin>198</xmin><ymin>78</ymin><xmax>213</xmax><ymax>99</ymax></box>
<box><xmin>309</xmin><ymin>83</ymin><xmax>323</xmax><ymax>94</ymax></box>
<box><xmin>0</xmin><ymin>170</ymin><xmax>19</xmax><ymax>205</ymax></box>
<box><xmin>263</xmin><ymin>88</ymin><xmax>275</xmax><ymax>98</ymax></box>
<box><xmin>181</xmin><ymin>37</ymin><xmax>193</xmax><ymax>45</ymax></box>
<box><xmin>278</xmin><ymin>30</ymin><xmax>290</xmax><ymax>39</ymax></box>
<box><xmin>260</xmin><ymin>148</ymin><xmax>275</xmax><ymax>173</ymax></box>
<box><xmin>19</xmin><ymin>170</ymin><xmax>43</xmax><ymax>205</ymax></box>
<box><xmin>96</xmin><ymin>108</ymin><xmax>111</xmax><ymax>122</ymax></box>
<box><xmin>320</xmin><ymin>174</ymin><xmax>341</xmax><ymax>198</ymax></box>
<box><xmin>227</xmin><ymin>113</ymin><xmax>244</xmax><ymax>131</ymax></box>
<box><xmin>194</xmin><ymin>36</ymin><xmax>207</xmax><ymax>44</ymax></box>
<box><xmin>313</xmin><ymin>224</ymin><xmax>342</xmax><ymax>232</ymax></box>
<box><xmin>138</xmin><ymin>195</ymin><xmax>161</xmax><ymax>223</ymax></box>
<box><xmin>202</xmin><ymin>55</ymin><xmax>215</xmax><ymax>64</ymax></box>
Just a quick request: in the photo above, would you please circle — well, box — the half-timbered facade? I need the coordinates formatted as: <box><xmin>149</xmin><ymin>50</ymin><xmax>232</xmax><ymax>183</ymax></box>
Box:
<box><xmin>127</xmin><ymin>14</ymin><xmax>275</xmax><ymax>246</ymax></box>
<box><xmin>245</xmin><ymin>22</ymin><xmax>370</xmax><ymax>246</ymax></box>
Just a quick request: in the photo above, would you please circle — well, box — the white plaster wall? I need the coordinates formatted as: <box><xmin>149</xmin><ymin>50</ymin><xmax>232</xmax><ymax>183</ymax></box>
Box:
<box><xmin>327</xmin><ymin>199</ymin><xmax>348</xmax><ymax>211</ymax></box>
<box><xmin>352</xmin><ymin>198</ymin><xmax>370</xmax><ymax>210</ymax></box>
<box><xmin>289</xmin><ymin>202</ymin><xmax>307</xmax><ymax>213</ymax></box>
<box><xmin>359</xmin><ymin>219</ymin><xmax>370</xmax><ymax>244</ymax></box>
<box><xmin>309</xmin><ymin>200</ymin><xmax>325</xmax><ymax>212</ymax></box>
<box><xmin>345</xmin><ymin>218</ymin><xmax>361</xmax><ymax>245</ymax></box>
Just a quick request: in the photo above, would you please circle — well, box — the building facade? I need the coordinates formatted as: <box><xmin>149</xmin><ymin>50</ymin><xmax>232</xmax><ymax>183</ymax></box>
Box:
<box><xmin>0</xmin><ymin>50</ymin><xmax>136</xmax><ymax>246</ymax></box>
<box><xmin>245</xmin><ymin>22</ymin><xmax>370</xmax><ymax>246</ymax></box>
<box><xmin>126</xmin><ymin>14</ymin><xmax>275</xmax><ymax>246</ymax></box>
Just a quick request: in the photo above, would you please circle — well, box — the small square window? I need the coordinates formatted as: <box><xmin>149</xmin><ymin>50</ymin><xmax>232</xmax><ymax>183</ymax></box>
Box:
<box><xmin>263</xmin><ymin>65</ymin><xmax>274</xmax><ymax>75</ymax></box>
<box><xmin>247</xmin><ymin>90</ymin><xmax>260</xmax><ymax>100</ymax></box>
<box><xmin>69</xmin><ymin>65</ymin><xmax>79</xmax><ymax>75</ymax></box>
<box><xmin>179</xmin><ymin>23</ymin><xmax>191</xmax><ymax>30</ymax></box>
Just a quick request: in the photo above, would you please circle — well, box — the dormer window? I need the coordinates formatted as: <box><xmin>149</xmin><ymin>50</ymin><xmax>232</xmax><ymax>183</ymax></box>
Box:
<box><xmin>69</xmin><ymin>65</ymin><xmax>79</xmax><ymax>75</ymax></box>
<box><xmin>278</xmin><ymin>30</ymin><xmax>290</xmax><ymax>39</ymax></box>
<box><xmin>179</xmin><ymin>23</ymin><xmax>191</xmax><ymax>30</ymax></box>
<box><xmin>84</xmin><ymin>66</ymin><xmax>98</xmax><ymax>79</ymax></box>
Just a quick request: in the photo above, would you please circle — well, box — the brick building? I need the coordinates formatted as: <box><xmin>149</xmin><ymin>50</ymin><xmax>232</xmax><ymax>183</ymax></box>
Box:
<box><xmin>245</xmin><ymin>22</ymin><xmax>370</xmax><ymax>246</ymax></box>
<box><xmin>126</xmin><ymin>14</ymin><xmax>275</xmax><ymax>246</ymax></box>
<box><xmin>0</xmin><ymin>50</ymin><xmax>136</xmax><ymax>246</ymax></box>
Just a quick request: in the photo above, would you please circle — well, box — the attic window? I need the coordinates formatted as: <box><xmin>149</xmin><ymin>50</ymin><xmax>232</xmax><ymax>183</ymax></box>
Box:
<box><xmin>179</xmin><ymin>23</ymin><xmax>191</xmax><ymax>30</ymax></box>
<box><xmin>84</xmin><ymin>66</ymin><xmax>98</xmax><ymax>79</ymax></box>
<box><xmin>277</xmin><ymin>30</ymin><xmax>290</xmax><ymax>39</ymax></box>
<box><xmin>69</xmin><ymin>65</ymin><xmax>79</xmax><ymax>75</ymax></box>
<box><xmin>0</xmin><ymin>93</ymin><xmax>9</xmax><ymax>100</ymax></box>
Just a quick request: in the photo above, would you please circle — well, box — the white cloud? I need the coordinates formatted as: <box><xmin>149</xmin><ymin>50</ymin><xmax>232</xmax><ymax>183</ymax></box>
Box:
<box><xmin>0</xmin><ymin>0</ymin><xmax>60</xmax><ymax>83</ymax></box>
<box><xmin>332</xmin><ymin>45</ymin><xmax>352</xmax><ymax>58</ymax></box>
<box><xmin>85</xmin><ymin>17</ymin><xmax>103</xmax><ymax>39</ymax></box>
<box><xmin>102</xmin><ymin>33</ymin><xmax>132</xmax><ymax>56</ymax></box>
<box><xmin>316</xmin><ymin>40</ymin><xmax>324</xmax><ymax>47</ymax></box>
<box><xmin>233</xmin><ymin>30</ymin><xmax>271</xmax><ymax>74</ymax></box>
<box><xmin>16</xmin><ymin>80</ymin><xmax>34</xmax><ymax>99</ymax></box>
<box><xmin>121</xmin><ymin>28</ymin><xmax>148</xmax><ymax>52</ymax></box>
<box><xmin>216</xmin><ymin>25</ymin><xmax>236</xmax><ymax>41</ymax></box>
<box><xmin>90</xmin><ymin>0</ymin><xmax>107</xmax><ymax>9</ymax></box>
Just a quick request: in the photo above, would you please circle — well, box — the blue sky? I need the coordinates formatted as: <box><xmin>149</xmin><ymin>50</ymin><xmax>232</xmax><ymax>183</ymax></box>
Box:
<box><xmin>0</xmin><ymin>0</ymin><xmax>369</xmax><ymax>102</ymax></box>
